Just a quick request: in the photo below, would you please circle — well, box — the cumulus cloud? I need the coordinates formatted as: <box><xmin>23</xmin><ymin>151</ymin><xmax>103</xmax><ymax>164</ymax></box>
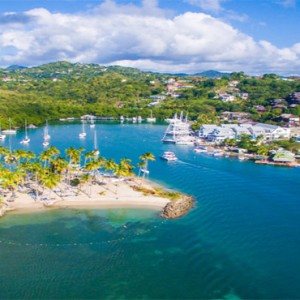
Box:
<box><xmin>0</xmin><ymin>0</ymin><xmax>299</xmax><ymax>75</ymax></box>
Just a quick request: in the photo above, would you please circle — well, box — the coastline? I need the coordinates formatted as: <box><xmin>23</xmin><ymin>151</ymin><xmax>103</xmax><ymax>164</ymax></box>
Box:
<box><xmin>0</xmin><ymin>177</ymin><xmax>190</xmax><ymax>218</ymax></box>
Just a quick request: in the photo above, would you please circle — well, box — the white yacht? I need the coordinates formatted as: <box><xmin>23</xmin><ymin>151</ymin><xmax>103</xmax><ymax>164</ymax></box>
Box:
<box><xmin>162</xmin><ymin>112</ymin><xmax>195</xmax><ymax>145</ymax></box>
<box><xmin>20</xmin><ymin>120</ymin><xmax>30</xmax><ymax>144</ymax></box>
<box><xmin>160</xmin><ymin>151</ymin><xmax>178</xmax><ymax>161</ymax></box>
<box><xmin>79</xmin><ymin>121</ymin><xmax>87</xmax><ymax>138</ymax></box>
<box><xmin>2</xmin><ymin>118</ymin><xmax>17</xmax><ymax>134</ymax></box>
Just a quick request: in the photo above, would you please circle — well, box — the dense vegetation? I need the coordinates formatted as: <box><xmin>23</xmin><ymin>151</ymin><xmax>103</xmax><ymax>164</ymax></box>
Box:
<box><xmin>1</xmin><ymin>62</ymin><xmax>300</xmax><ymax>129</ymax></box>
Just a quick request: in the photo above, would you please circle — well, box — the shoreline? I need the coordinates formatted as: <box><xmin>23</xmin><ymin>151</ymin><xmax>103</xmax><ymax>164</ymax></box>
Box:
<box><xmin>0</xmin><ymin>177</ymin><xmax>192</xmax><ymax>219</ymax></box>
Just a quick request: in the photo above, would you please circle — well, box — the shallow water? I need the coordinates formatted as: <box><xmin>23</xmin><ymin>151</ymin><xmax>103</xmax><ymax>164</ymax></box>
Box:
<box><xmin>0</xmin><ymin>122</ymin><xmax>300</xmax><ymax>299</ymax></box>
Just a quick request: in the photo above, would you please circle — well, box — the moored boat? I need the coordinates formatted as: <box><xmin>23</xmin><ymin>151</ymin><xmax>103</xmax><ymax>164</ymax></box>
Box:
<box><xmin>20</xmin><ymin>120</ymin><xmax>30</xmax><ymax>144</ymax></box>
<box><xmin>194</xmin><ymin>146</ymin><xmax>207</xmax><ymax>153</ymax></box>
<box><xmin>79</xmin><ymin>121</ymin><xmax>87</xmax><ymax>138</ymax></box>
<box><xmin>146</xmin><ymin>110</ymin><xmax>156</xmax><ymax>123</ymax></box>
<box><xmin>2</xmin><ymin>118</ymin><xmax>17</xmax><ymax>134</ymax></box>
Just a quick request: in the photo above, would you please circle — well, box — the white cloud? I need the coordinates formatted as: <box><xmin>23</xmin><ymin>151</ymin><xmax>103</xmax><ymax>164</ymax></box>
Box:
<box><xmin>184</xmin><ymin>0</ymin><xmax>225</xmax><ymax>12</ymax></box>
<box><xmin>0</xmin><ymin>0</ymin><xmax>299</xmax><ymax>75</ymax></box>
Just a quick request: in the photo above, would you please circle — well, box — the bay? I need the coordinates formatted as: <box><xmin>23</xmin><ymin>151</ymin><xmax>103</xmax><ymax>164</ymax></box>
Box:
<box><xmin>0</xmin><ymin>122</ymin><xmax>300</xmax><ymax>299</ymax></box>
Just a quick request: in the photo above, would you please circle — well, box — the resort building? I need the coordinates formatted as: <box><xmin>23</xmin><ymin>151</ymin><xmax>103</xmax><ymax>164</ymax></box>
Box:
<box><xmin>199</xmin><ymin>123</ymin><xmax>291</xmax><ymax>142</ymax></box>
<box><xmin>253</xmin><ymin>123</ymin><xmax>291</xmax><ymax>140</ymax></box>
<box><xmin>198</xmin><ymin>125</ymin><xmax>219</xmax><ymax>138</ymax></box>
<box><xmin>207</xmin><ymin>127</ymin><xmax>236</xmax><ymax>142</ymax></box>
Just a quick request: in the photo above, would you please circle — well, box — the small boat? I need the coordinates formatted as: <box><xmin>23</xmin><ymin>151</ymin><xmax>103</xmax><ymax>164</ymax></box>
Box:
<box><xmin>79</xmin><ymin>121</ymin><xmax>86</xmax><ymax>138</ymax></box>
<box><xmin>20</xmin><ymin>120</ymin><xmax>30</xmax><ymax>144</ymax></box>
<box><xmin>0</xmin><ymin>123</ymin><xmax>6</xmax><ymax>140</ymax></box>
<box><xmin>160</xmin><ymin>151</ymin><xmax>178</xmax><ymax>161</ymax></box>
<box><xmin>194</xmin><ymin>146</ymin><xmax>207</xmax><ymax>153</ymax></box>
<box><xmin>132</xmin><ymin>117</ymin><xmax>137</xmax><ymax>123</ymax></box>
<box><xmin>137</xmin><ymin>116</ymin><xmax>143</xmax><ymax>123</ymax></box>
<box><xmin>2</xmin><ymin>118</ymin><xmax>17</xmax><ymax>134</ymax></box>
<box><xmin>212</xmin><ymin>150</ymin><xmax>224</xmax><ymax>157</ymax></box>
<box><xmin>141</xmin><ymin>168</ymin><xmax>150</xmax><ymax>174</ymax></box>
<box><xmin>43</xmin><ymin>140</ymin><xmax>49</xmax><ymax>147</ymax></box>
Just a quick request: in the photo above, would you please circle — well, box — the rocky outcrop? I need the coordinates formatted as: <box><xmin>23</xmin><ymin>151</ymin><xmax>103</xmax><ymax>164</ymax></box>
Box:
<box><xmin>162</xmin><ymin>196</ymin><xmax>194</xmax><ymax>219</ymax></box>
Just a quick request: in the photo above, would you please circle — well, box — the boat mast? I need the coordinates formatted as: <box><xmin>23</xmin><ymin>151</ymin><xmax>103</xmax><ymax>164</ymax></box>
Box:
<box><xmin>25</xmin><ymin>119</ymin><xmax>28</xmax><ymax>138</ymax></box>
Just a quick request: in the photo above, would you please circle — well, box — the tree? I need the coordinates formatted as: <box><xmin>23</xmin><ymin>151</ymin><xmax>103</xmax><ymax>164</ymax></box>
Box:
<box><xmin>139</xmin><ymin>152</ymin><xmax>155</xmax><ymax>181</ymax></box>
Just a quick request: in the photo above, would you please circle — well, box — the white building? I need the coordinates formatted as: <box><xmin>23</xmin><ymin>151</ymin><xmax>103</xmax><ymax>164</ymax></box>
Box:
<box><xmin>254</xmin><ymin>123</ymin><xmax>290</xmax><ymax>140</ymax></box>
<box><xmin>199</xmin><ymin>125</ymin><xmax>219</xmax><ymax>138</ymax></box>
<box><xmin>199</xmin><ymin>123</ymin><xmax>291</xmax><ymax>142</ymax></box>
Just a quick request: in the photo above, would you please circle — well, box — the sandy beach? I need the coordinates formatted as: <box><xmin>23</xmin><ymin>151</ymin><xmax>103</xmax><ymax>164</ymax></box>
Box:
<box><xmin>0</xmin><ymin>177</ymin><xmax>171</xmax><ymax>217</ymax></box>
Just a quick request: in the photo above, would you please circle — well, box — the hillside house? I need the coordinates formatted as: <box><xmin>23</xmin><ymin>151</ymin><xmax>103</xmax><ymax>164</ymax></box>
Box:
<box><xmin>287</xmin><ymin>92</ymin><xmax>300</xmax><ymax>104</ymax></box>
<box><xmin>278</xmin><ymin>114</ymin><xmax>300</xmax><ymax>127</ymax></box>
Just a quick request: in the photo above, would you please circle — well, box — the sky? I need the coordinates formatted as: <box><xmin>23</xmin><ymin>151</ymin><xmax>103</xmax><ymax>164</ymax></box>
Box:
<box><xmin>0</xmin><ymin>0</ymin><xmax>300</xmax><ymax>75</ymax></box>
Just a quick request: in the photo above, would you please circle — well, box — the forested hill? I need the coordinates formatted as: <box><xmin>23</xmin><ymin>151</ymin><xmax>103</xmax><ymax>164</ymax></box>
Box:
<box><xmin>0</xmin><ymin>62</ymin><xmax>300</xmax><ymax>129</ymax></box>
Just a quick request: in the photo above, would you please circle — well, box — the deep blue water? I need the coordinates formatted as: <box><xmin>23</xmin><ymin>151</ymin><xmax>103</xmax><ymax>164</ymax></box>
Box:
<box><xmin>0</xmin><ymin>122</ymin><xmax>300</xmax><ymax>299</ymax></box>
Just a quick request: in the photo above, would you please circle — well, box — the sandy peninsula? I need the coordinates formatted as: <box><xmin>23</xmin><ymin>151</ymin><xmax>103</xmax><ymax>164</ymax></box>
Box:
<box><xmin>0</xmin><ymin>177</ymin><xmax>172</xmax><ymax>217</ymax></box>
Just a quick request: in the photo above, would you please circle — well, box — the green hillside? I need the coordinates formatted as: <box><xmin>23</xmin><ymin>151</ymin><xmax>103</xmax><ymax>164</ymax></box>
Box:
<box><xmin>0</xmin><ymin>62</ymin><xmax>299</xmax><ymax>129</ymax></box>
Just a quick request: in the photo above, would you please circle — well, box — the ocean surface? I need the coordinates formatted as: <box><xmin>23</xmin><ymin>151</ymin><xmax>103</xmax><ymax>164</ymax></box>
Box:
<box><xmin>0</xmin><ymin>121</ymin><xmax>300</xmax><ymax>299</ymax></box>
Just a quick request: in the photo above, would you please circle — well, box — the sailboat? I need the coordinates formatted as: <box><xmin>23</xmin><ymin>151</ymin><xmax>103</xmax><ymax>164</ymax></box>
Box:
<box><xmin>79</xmin><ymin>121</ymin><xmax>87</xmax><ymax>138</ymax></box>
<box><xmin>42</xmin><ymin>127</ymin><xmax>49</xmax><ymax>147</ymax></box>
<box><xmin>2</xmin><ymin>118</ymin><xmax>17</xmax><ymax>134</ymax></box>
<box><xmin>0</xmin><ymin>123</ymin><xmax>6</xmax><ymax>140</ymax></box>
<box><xmin>146</xmin><ymin>110</ymin><xmax>156</xmax><ymax>122</ymax></box>
<box><xmin>90</xmin><ymin>116</ymin><xmax>95</xmax><ymax>128</ymax></box>
<box><xmin>93</xmin><ymin>130</ymin><xmax>99</xmax><ymax>156</ymax></box>
<box><xmin>20</xmin><ymin>120</ymin><xmax>30</xmax><ymax>144</ymax></box>
<box><xmin>44</xmin><ymin>121</ymin><xmax>51</xmax><ymax>140</ymax></box>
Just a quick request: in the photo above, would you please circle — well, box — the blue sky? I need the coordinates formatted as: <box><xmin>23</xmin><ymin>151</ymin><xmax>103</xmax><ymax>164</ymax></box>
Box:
<box><xmin>0</xmin><ymin>0</ymin><xmax>300</xmax><ymax>74</ymax></box>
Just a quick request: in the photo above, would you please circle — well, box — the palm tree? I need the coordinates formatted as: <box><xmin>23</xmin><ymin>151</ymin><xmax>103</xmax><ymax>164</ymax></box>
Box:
<box><xmin>40</xmin><ymin>146</ymin><xmax>60</xmax><ymax>168</ymax></box>
<box><xmin>139</xmin><ymin>152</ymin><xmax>155</xmax><ymax>180</ymax></box>
<box><xmin>39</xmin><ymin>169</ymin><xmax>61</xmax><ymax>199</ymax></box>
<box><xmin>113</xmin><ymin>159</ymin><xmax>134</xmax><ymax>197</ymax></box>
<box><xmin>137</xmin><ymin>160</ymin><xmax>146</xmax><ymax>177</ymax></box>
<box><xmin>24</xmin><ymin>161</ymin><xmax>43</xmax><ymax>201</ymax></box>
<box><xmin>84</xmin><ymin>159</ymin><xmax>102</xmax><ymax>196</ymax></box>
<box><xmin>1</xmin><ymin>168</ymin><xmax>26</xmax><ymax>200</ymax></box>
<box><xmin>3</xmin><ymin>151</ymin><xmax>17</xmax><ymax>170</ymax></box>
<box><xmin>65</xmin><ymin>147</ymin><xmax>85</xmax><ymax>185</ymax></box>
<box><xmin>50</xmin><ymin>156</ymin><xmax>68</xmax><ymax>175</ymax></box>
<box><xmin>105</xmin><ymin>158</ymin><xmax>117</xmax><ymax>177</ymax></box>
<box><xmin>84</xmin><ymin>151</ymin><xmax>96</xmax><ymax>166</ymax></box>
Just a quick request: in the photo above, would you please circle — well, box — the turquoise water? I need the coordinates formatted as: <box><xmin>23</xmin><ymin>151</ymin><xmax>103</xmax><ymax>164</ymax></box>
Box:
<box><xmin>1</xmin><ymin>122</ymin><xmax>300</xmax><ymax>299</ymax></box>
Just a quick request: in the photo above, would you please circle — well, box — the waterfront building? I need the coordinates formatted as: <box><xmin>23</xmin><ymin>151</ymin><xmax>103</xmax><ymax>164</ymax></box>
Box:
<box><xmin>199</xmin><ymin>122</ymin><xmax>291</xmax><ymax>142</ymax></box>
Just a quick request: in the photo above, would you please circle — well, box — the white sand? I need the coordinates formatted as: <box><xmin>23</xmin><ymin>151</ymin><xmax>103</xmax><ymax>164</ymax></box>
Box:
<box><xmin>1</xmin><ymin>177</ymin><xmax>170</xmax><ymax>216</ymax></box>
